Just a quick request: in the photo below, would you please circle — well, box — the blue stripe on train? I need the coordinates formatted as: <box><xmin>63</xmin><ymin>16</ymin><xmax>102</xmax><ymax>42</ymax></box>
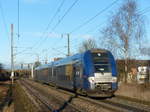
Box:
<box><xmin>83</xmin><ymin>50</ymin><xmax>94</xmax><ymax>90</ymax></box>
<box><xmin>108</xmin><ymin>51</ymin><xmax>118</xmax><ymax>90</ymax></box>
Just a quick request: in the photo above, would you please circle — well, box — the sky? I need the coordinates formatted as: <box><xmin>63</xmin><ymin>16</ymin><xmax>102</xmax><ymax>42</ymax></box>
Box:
<box><xmin>0</xmin><ymin>0</ymin><xmax>150</xmax><ymax>68</ymax></box>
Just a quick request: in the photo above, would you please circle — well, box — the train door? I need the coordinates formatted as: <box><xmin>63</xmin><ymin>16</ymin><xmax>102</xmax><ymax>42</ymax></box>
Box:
<box><xmin>73</xmin><ymin>62</ymin><xmax>83</xmax><ymax>90</ymax></box>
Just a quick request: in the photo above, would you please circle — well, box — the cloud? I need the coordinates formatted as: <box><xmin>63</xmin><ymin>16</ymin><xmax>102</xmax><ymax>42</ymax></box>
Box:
<box><xmin>72</xmin><ymin>34</ymin><xmax>94</xmax><ymax>40</ymax></box>
<box><xmin>22</xmin><ymin>32</ymin><xmax>95</xmax><ymax>42</ymax></box>
<box><xmin>47</xmin><ymin>32</ymin><xmax>61</xmax><ymax>38</ymax></box>
<box><xmin>22</xmin><ymin>31</ymin><xmax>61</xmax><ymax>38</ymax></box>
<box><xmin>81</xmin><ymin>34</ymin><xmax>94</xmax><ymax>40</ymax></box>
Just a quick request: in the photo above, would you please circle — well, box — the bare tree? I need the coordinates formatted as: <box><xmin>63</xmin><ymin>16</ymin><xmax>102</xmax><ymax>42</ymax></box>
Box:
<box><xmin>0</xmin><ymin>63</ymin><xmax>3</xmax><ymax>73</ymax></box>
<box><xmin>140</xmin><ymin>47</ymin><xmax>150</xmax><ymax>56</ymax></box>
<box><xmin>34</xmin><ymin>61</ymin><xmax>41</xmax><ymax>68</ymax></box>
<box><xmin>101</xmin><ymin>0</ymin><xmax>145</xmax><ymax>83</ymax></box>
<box><xmin>79</xmin><ymin>39</ymin><xmax>97</xmax><ymax>53</ymax></box>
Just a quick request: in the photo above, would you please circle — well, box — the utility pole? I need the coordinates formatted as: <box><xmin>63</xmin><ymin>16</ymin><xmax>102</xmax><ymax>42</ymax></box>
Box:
<box><xmin>67</xmin><ymin>33</ymin><xmax>70</xmax><ymax>56</ymax></box>
<box><xmin>31</xmin><ymin>63</ymin><xmax>34</xmax><ymax>79</ymax></box>
<box><xmin>62</xmin><ymin>33</ymin><xmax>71</xmax><ymax>56</ymax></box>
<box><xmin>11</xmin><ymin>24</ymin><xmax>14</xmax><ymax>84</ymax></box>
<box><xmin>45</xmin><ymin>50</ymin><xmax>48</xmax><ymax>64</ymax></box>
<box><xmin>45</xmin><ymin>56</ymin><xmax>48</xmax><ymax>64</ymax></box>
<box><xmin>42</xmin><ymin>49</ymin><xmax>48</xmax><ymax>64</ymax></box>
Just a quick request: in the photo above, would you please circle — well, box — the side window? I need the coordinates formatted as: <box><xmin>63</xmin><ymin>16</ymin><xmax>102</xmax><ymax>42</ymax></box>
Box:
<box><xmin>75</xmin><ymin>63</ymin><xmax>83</xmax><ymax>78</ymax></box>
<box><xmin>53</xmin><ymin>68</ymin><xmax>56</xmax><ymax>76</ymax></box>
<box><xmin>66</xmin><ymin>64</ymin><xmax>73</xmax><ymax>80</ymax></box>
<box><xmin>49</xmin><ymin>68</ymin><xmax>52</xmax><ymax>77</ymax></box>
<box><xmin>76</xmin><ymin>71</ymin><xmax>80</xmax><ymax>76</ymax></box>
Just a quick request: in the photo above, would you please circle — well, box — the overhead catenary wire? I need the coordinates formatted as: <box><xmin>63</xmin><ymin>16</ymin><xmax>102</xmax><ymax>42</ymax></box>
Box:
<box><xmin>33</xmin><ymin>0</ymin><xmax>66</xmax><ymax>48</ymax></box>
<box><xmin>46</xmin><ymin>0</ymin><xmax>121</xmax><ymax>56</ymax></box>
<box><xmin>139</xmin><ymin>6</ymin><xmax>150</xmax><ymax>15</ymax></box>
<box><xmin>70</xmin><ymin>0</ymin><xmax>144</xmax><ymax>53</ymax></box>
<box><xmin>70</xmin><ymin>0</ymin><xmax>120</xmax><ymax>34</ymax></box>
<box><xmin>16</xmin><ymin>0</ymin><xmax>66</xmax><ymax>54</ymax></box>
<box><xmin>36</xmin><ymin>0</ymin><xmax>79</xmax><ymax>51</ymax></box>
<box><xmin>21</xmin><ymin>1</ymin><xmax>150</xmax><ymax>64</ymax></box>
<box><xmin>69</xmin><ymin>22</ymin><xmax>105</xmax><ymax>48</ymax></box>
<box><xmin>32</xmin><ymin>0</ymin><xmax>79</xmax><ymax>55</ymax></box>
<box><xmin>46</xmin><ymin>0</ymin><xmax>66</xmax><ymax>31</ymax></box>
<box><xmin>50</xmin><ymin>4</ymin><xmax>150</xmax><ymax>56</ymax></box>
<box><xmin>71</xmin><ymin>3</ymin><xmax>150</xmax><ymax>54</ymax></box>
<box><xmin>51</xmin><ymin>0</ymin><xmax>79</xmax><ymax>31</ymax></box>
<box><xmin>68</xmin><ymin>0</ymin><xmax>121</xmax><ymax>52</ymax></box>
<box><xmin>27</xmin><ymin>0</ymin><xmax>67</xmax><ymax>50</ymax></box>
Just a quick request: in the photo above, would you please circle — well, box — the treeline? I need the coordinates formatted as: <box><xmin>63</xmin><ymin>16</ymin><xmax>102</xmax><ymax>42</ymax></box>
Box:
<box><xmin>0</xmin><ymin>63</ymin><xmax>10</xmax><ymax>81</ymax></box>
<box><xmin>116</xmin><ymin>60</ymin><xmax>150</xmax><ymax>81</ymax></box>
<box><xmin>15</xmin><ymin>70</ymin><xmax>31</xmax><ymax>78</ymax></box>
<box><xmin>0</xmin><ymin>63</ymin><xmax>32</xmax><ymax>81</ymax></box>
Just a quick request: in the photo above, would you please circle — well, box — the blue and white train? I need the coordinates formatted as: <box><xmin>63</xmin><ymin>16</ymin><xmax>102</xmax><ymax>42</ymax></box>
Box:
<box><xmin>34</xmin><ymin>49</ymin><xmax>118</xmax><ymax>97</ymax></box>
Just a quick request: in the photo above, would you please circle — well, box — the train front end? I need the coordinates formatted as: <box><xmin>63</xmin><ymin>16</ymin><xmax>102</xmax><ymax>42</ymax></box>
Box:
<box><xmin>84</xmin><ymin>49</ymin><xmax>118</xmax><ymax>97</ymax></box>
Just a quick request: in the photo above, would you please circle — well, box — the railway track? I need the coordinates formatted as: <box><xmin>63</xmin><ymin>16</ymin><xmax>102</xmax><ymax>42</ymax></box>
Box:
<box><xmin>48</xmin><ymin>81</ymin><xmax>150</xmax><ymax>112</ymax></box>
<box><xmin>80</xmin><ymin>96</ymin><xmax>150</xmax><ymax>112</ymax></box>
<box><xmin>20</xmin><ymin>79</ymin><xmax>150</xmax><ymax>112</ymax></box>
<box><xmin>20</xmin><ymin>79</ymin><xmax>84</xmax><ymax>112</ymax></box>
<box><xmin>104</xmin><ymin>97</ymin><xmax>150</xmax><ymax>112</ymax></box>
<box><xmin>56</xmin><ymin>87</ymin><xmax>150</xmax><ymax>112</ymax></box>
<box><xmin>19</xmin><ymin>80</ymin><xmax>53</xmax><ymax>112</ymax></box>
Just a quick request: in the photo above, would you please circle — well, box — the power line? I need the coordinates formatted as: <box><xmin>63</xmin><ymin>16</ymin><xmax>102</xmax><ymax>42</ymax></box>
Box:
<box><xmin>51</xmin><ymin>47</ymin><xmax>67</xmax><ymax>56</ymax></box>
<box><xmin>71</xmin><ymin>2</ymin><xmax>150</xmax><ymax>54</ymax></box>
<box><xmin>50</xmin><ymin>4</ymin><xmax>150</xmax><ymax>56</ymax></box>
<box><xmin>140</xmin><ymin>6</ymin><xmax>150</xmax><ymax>15</ymax></box>
<box><xmin>27</xmin><ymin>0</ymin><xmax>66</xmax><ymax>50</ymax></box>
<box><xmin>44</xmin><ymin>1</ymin><xmax>150</xmax><ymax>58</ymax></box>
<box><xmin>20</xmin><ymin>0</ymin><xmax>120</xmax><ymax>60</ymax></box>
<box><xmin>18</xmin><ymin>0</ymin><xmax>79</xmax><ymax>57</ymax></box>
<box><xmin>39</xmin><ymin>0</ymin><xmax>79</xmax><ymax>52</ymax></box>
<box><xmin>46</xmin><ymin>0</ymin><xmax>66</xmax><ymax>31</ymax></box>
<box><xmin>70</xmin><ymin>0</ymin><xmax>119</xmax><ymax>34</ymax></box>
<box><xmin>51</xmin><ymin>0</ymin><xmax>79</xmax><ymax>31</ymax></box>
<box><xmin>16</xmin><ymin>0</ymin><xmax>65</xmax><ymax>54</ymax></box>
<box><xmin>33</xmin><ymin>0</ymin><xmax>79</xmax><ymax>53</ymax></box>
<box><xmin>46</xmin><ymin>0</ymin><xmax>120</xmax><ymax>56</ymax></box>
<box><xmin>36</xmin><ymin>0</ymin><xmax>66</xmax><ymax>44</ymax></box>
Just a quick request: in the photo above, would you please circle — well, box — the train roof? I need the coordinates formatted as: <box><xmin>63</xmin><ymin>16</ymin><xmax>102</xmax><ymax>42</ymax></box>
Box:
<box><xmin>35</xmin><ymin>63</ymin><xmax>52</xmax><ymax>70</ymax></box>
<box><xmin>35</xmin><ymin>48</ymin><xmax>109</xmax><ymax>70</ymax></box>
<box><xmin>90</xmin><ymin>48</ymin><xmax>109</xmax><ymax>53</ymax></box>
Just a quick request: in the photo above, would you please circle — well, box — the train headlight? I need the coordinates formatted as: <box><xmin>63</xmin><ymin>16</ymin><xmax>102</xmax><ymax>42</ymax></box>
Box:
<box><xmin>88</xmin><ymin>77</ymin><xmax>95</xmax><ymax>83</ymax></box>
<box><xmin>88</xmin><ymin>77</ymin><xmax>95</xmax><ymax>89</ymax></box>
<box><xmin>112</xmin><ymin>77</ymin><xmax>117</xmax><ymax>82</ymax></box>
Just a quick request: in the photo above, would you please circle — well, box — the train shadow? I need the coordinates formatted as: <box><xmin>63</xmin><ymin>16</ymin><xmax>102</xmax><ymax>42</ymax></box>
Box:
<box><xmin>89</xmin><ymin>94</ymin><xmax>115</xmax><ymax>100</ymax></box>
<box><xmin>53</xmin><ymin>93</ymin><xmax>78</xmax><ymax>112</ymax></box>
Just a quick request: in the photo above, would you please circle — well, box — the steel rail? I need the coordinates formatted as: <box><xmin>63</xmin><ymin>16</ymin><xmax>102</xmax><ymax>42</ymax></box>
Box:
<box><xmin>21</xmin><ymin>79</ymin><xmax>84</xmax><ymax>112</ymax></box>
<box><xmin>20</xmin><ymin>80</ymin><xmax>53</xmax><ymax>112</ymax></box>
<box><xmin>24</xmin><ymin>79</ymin><xmax>150</xmax><ymax>112</ymax></box>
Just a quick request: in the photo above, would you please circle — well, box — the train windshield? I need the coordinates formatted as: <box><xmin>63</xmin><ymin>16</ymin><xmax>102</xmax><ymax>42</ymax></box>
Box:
<box><xmin>92</xmin><ymin>52</ymin><xmax>111</xmax><ymax>73</ymax></box>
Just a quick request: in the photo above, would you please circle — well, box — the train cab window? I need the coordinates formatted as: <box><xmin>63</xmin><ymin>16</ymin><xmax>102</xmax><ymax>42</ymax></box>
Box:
<box><xmin>95</xmin><ymin>65</ymin><xmax>111</xmax><ymax>72</ymax></box>
<box><xmin>92</xmin><ymin>52</ymin><xmax>111</xmax><ymax>73</ymax></box>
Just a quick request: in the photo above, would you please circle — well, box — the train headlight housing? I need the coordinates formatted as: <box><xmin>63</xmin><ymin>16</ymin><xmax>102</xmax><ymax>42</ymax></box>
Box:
<box><xmin>112</xmin><ymin>77</ymin><xmax>117</xmax><ymax>82</ymax></box>
<box><xmin>88</xmin><ymin>77</ymin><xmax>95</xmax><ymax>83</ymax></box>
